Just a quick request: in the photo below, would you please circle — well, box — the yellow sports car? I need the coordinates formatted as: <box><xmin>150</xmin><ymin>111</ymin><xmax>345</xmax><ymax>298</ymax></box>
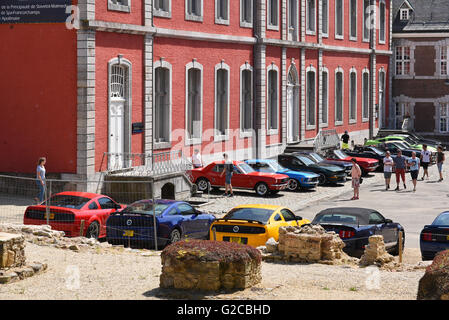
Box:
<box><xmin>209</xmin><ymin>204</ymin><xmax>310</xmax><ymax>247</ymax></box>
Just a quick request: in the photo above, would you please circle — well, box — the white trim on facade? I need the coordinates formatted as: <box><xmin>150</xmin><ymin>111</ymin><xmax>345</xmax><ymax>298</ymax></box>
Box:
<box><xmin>153</xmin><ymin>0</ymin><xmax>171</xmax><ymax>18</ymax></box>
<box><xmin>108</xmin><ymin>0</ymin><xmax>131</xmax><ymax>13</ymax></box>
<box><xmin>153</xmin><ymin>58</ymin><xmax>173</xmax><ymax>150</ymax></box>
<box><xmin>240</xmin><ymin>0</ymin><xmax>253</xmax><ymax>28</ymax></box>
<box><xmin>214</xmin><ymin>61</ymin><xmax>231</xmax><ymax>142</ymax></box>
<box><xmin>349</xmin><ymin>0</ymin><xmax>357</xmax><ymax>42</ymax></box>
<box><xmin>215</xmin><ymin>0</ymin><xmax>230</xmax><ymax>25</ymax></box>
<box><xmin>185</xmin><ymin>0</ymin><xmax>203</xmax><ymax>22</ymax></box>
<box><xmin>306</xmin><ymin>0</ymin><xmax>317</xmax><ymax>36</ymax></box>
<box><xmin>267</xmin><ymin>63</ymin><xmax>280</xmax><ymax>135</ymax></box>
<box><xmin>320</xmin><ymin>66</ymin><xmax>329</xmax><ymax>127</ymax></box>
<box><xmin>362</xmin><ymin>67</ymin><xmax>370</xmax><ymax>122</ymax></box>
<box><xmin>321</xmin><ymin>0</ymin><xmax>329</xmax><ymax>38</ymax></box>
<box><xmin>379</xmin><ymin>0</ymin><xmax>386</xmax><ymax>44</ymax></box>
<box><xmin>240</xmin><ymin>63</ymin><xmax>254</xmax><ymax>138</ymax></box>
<box><xmin>334</xmin><ymin>0</ymin><xmax>344</xmax><ymax>40</ymax></box>
<box><xmin>334</xmin><ymin>66</ymin><xmax>344</xmax><ymax>126</ymax></box>
<box><xmin>306</xmin><ymin>65</ymin><xmax>317</xmax><ymax>129</ymax></box>
<box><xmin>185</xmin><ymin>60</ymin><xmax>203</xmax><ymax>146</ymax></box>
<box><xmin>267</xmin><ymin>0</ymin><xmax>280</xmax><ymax>31</ymax></box>
<box><xmin>349</xmin><ymin>67</ymin><xmax>357</xmax><ymax>124</ymax></box>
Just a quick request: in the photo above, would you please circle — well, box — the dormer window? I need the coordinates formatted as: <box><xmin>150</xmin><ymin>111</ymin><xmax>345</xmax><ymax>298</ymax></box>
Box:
<box><xmin>400</xmin><ymin>8</ymin><xmax>409</xmax><ymax>20</ymax></box>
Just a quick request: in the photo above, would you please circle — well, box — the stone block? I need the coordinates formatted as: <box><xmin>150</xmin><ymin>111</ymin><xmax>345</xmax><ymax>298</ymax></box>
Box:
<box><xmin>0</xmin><ymin>232</ymin><xmax>25</xmax><ymax>269</ymax></box>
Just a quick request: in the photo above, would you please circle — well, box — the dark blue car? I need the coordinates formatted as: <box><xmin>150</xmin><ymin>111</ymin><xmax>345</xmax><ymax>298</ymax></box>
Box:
<box><xmin>312</xmin><ymin>207</ymin><xmax>405</xmax><ymax>257</ymax></box>
<box><xmin>420</xmin><ymin>211</ymin><xmax>449</xmax><ymax>260</ymax></box>
<box><xmin>106</xmin><ymin>199</ymin><xmax>215</xmax><ymax>248</ymax></box>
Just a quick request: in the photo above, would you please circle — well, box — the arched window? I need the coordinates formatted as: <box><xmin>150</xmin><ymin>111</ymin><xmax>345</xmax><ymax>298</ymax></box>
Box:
<box><xmin>267</xmin><ymin>64</ymin><xmax>279</xmax><ymax>133</ymax></box>
<box><xmin>185</xmin><ymin>60</ymin><xmax>203</xmax><ymax>144</ymax></box>
<box><xmin>349</xmin><ymin>67</ymin><xmax>357</xmax><ymax>123</ymax></box>
<box><xmin>110</xmin><ymin>65</ymin><xmax>126</xmax><ymax>99</ymax></box>
<box><xmin>335</xmin><ymin>67</ymin><xmax>344</xmax><ymax>125</ymax></box>
<box><xmin>306</xmin><ymin>66</ymin><xmax>316</xmax><ymax>127</ymax></box>
<box><xmin>362</xmin><ymin>68</ymin><xmax>370</xmax><ymax>121</ymax></box>
<box><xmin>240</xmin><ymin>63</ymin><xmax>253</xmax><ymax>135</ymax></box>
<box><xmin>154</xmin><ymin>59</ymin><xmax>172</xmax><ymax>146</ymax></box>
<box><xmin>215</xmin><ymin>62</ymin><xmax>230</xmax><ymax>140</ymax></box>
<box><xmin>321</xmin><ymin>67</ymin><xmax>329</xmax><ymax>125</ymax></box>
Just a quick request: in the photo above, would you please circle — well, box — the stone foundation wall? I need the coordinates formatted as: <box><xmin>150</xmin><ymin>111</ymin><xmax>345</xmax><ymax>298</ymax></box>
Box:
<box><xmin>0</xmin><ymin>232</ymin><xmax>25</xmax><ymax>269</ymax></box>
<box><xmin>160</xmin><ymin>256</ymin><xmax>261</xmax><ymax>291</ymax></box>
<box><xmin>359</xmin><ymin>235</ymin><xmax>395</xmax><ymax>266</ymax></box>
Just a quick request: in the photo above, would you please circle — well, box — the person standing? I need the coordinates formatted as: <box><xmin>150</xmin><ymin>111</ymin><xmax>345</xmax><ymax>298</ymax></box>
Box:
<box><xmin>350</xmin><ymin>158</ymin><xmax>362</xmax><ymax>200</ymax></box>
<box><xmin>407</xmin><ymin>152</ymin><xmax>420</xmax><ymax>192</ymax></box>
<box><xmin>393</xmin><ymin>150</ymin><xmax>407</xmax><ymax>191</ymax></box>
<box><xmin>437</xmin><ymin>145</ymin><xmax>445</xmax><ymax>182</ymax></box>
<box><xmin>220</xmin><ymin>153</ymin><xmax>234</xmax><ymax>197</ymax></box>
<box><xmin>35</xmin><ymin>157</ymin><xmax>46</xmax><ymax>204</ymax></box>
<box><xmin>383</xmin><ymin>151</ymin><xmax>394</xmax><ymax>190</ymax></box>
<box><xmin>192</xmin><ymin>149</ymin><xmax>203</xmax><ymax>168</ymax></box>
<box><xmin>420</xmin><ymin>144</ymin><xmax>431</xmax><ymax>180</ymax></box>
<box><xmin>341</xmin><ymin>131</ymin><xmax>350</xmax><ymax>150</ymax></box>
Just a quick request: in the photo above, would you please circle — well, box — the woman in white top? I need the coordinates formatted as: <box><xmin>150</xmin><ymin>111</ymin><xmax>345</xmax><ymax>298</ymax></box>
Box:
<box><xmin>35</xmin><ymin>157</ymin><xmax>46</xmax><ymax>204</ymax></box>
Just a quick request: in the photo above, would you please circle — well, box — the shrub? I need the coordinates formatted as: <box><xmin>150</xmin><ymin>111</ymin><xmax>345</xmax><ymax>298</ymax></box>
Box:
<box><xmin>162</xmin><ymin>240</ymin><xmax>262</xmax><ymax>264</ymax></box>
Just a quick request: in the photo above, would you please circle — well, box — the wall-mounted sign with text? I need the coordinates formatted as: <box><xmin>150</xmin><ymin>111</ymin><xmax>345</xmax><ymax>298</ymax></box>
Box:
<box><xmin>0</xmin><ymin>0</ymin><xmax>72</xmax><ymax>24</ymax></box>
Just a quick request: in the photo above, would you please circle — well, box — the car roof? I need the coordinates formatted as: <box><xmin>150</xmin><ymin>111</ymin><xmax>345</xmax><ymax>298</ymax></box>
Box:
<box><xmin>233</xmin><ymin>204</ymin><xmax>284</xmax><ymax>211</ymax></box>
<box><xmin>315</xmin><ymin>207</ymin><xmax>379</xmax><ymax>224</ymax></box>
<box><xmin>130</xmin><ymin>199</ymin><xmax>182</xmax><ymax>206</ymax></box>
<box><xmin>54</xmin><ymin>191</ymin><xmax>102</xmax><ymax>199</ymax></box>
<box><xmin>246</xmin><ymin>159</ymin><xmax>276</xmax><ymax>163</ymax></box>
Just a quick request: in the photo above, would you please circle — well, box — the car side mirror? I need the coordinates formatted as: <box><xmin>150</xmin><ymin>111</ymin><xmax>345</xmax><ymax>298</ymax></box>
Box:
<box><xmin>384</xmin><ymin>219</ymin><xmax>393</xmax><ymax>224</ymax></box>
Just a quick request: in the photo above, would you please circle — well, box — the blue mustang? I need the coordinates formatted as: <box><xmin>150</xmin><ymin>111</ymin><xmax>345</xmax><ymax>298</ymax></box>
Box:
<box><xmin>420</xmin><ymin>211</ymin><xmax>449</xmax><ymax>260</ymax></box>
<box><xmin>106</xmin><ymin>200</ymin><xmax>215</xmax><ymax>248</ymax></box>
<box><xmin>245</xmin><ymin>159</ymin><xmax>320</xmax><ymax>191</ymax></box>
<box><xmin>312</xmin><ymin>207</ymin><xmax>405</xmax><ymax>258</ymax></box>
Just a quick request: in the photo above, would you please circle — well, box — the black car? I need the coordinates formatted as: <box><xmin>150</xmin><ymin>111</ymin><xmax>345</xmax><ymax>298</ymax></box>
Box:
<box><xmin>376</xmin><ymin>129</ymin><xmax>443</xmax><ymax>148</ymax></box>
<box><xmin>346</xmin><ymin>146</ymin><xmax>386</xmax><ymax>171</ymax></box>
<box><xmin>420</xmin><ymin>211</ymin><xmax>449</xmax><ymax>261</ymax></box>
<box><xmin>312</xmin><ymin>207</ymin><xmax>405</xmax><ymax>257</ymax></box>
<box><xmin>377</xmin><ymin>141</ymin><xmax>423</xmax><ymax>158</ymax></box>
<box><xmin>295</xmin><ymin>151</ymin><xmax>352</xmax><ymax>177</ymax></box>
<box><xmin>278</xmin><ymin>153</ymin><xmax>346</xmax><ymax>185</ymax></box>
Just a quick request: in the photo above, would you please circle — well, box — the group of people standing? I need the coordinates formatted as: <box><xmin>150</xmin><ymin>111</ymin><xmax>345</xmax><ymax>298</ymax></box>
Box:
<box><xmin>382</xmin><ymin>144</ymin><xmax>445</xmax><ymax>192</ymax></box>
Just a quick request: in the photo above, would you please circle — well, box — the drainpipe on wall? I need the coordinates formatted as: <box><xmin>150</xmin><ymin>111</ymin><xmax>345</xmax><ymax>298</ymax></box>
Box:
<box><xmin>369</xmin><ymin>0</ymin><xmax>375</xmax><ymax>139</ymax></box>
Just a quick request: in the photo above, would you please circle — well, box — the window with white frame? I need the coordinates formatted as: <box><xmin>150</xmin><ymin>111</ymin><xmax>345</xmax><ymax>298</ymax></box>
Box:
<box><xmin>288</xmin><ymin>0</ymin><xmax>298</xmax><ymax>41</ymax></box>
<box><xmin>440</xmin><ymin>103</ymin><xmax>449</xmax><ymax>132</ymax></box>
<box><xmin>335</xmin><ymin>68</ymin><xmax>343</xmax><ymax>124</ymax></box>
<box><xmin>307</xmin><ymin>0</ymin><xmax>316</xmax><ymax>34</ymax></box>
<box><xmin>186</xmin><ymin>0</ymin><xmax>203</xmax><ymax>21</ymax></box>
<box><xmin>321</xmin><ymin>68</ymin><xmax>329</xmax><ymax>125</ymax></box>
<box><xmin>110</xmin><ymin>65</ymin><xmax>126</xmax><ymax>99</ymax></box>
<box><xmin>154</xmin><ymin>62</ymin><xmax>171</xmax><ymax>144</ymax></box>
<box><xmin>395</xmin><ymin>46</ymin><xmax>411</xmax><ymax>76</ymax></box>
<box><xmin>108</xmin><ymin>0</ymin><xmax>131</xmax><ymax>13</ymax></box>
<box><xmin>186</xmin><ymin>63</ymin><xmax>202</xmax><ymax>143</ymax></box>
<box><xmin>335</xmin><ymin>0</ymin><xmax>343</xmax><ymax>39</ymax></box>
<box><xmin>400</xmin><ymin>8</ymin><xmax>409</xmax><ymax>20</ymax></box>
<box><xmin>349</xmin><ymin>69</ymin><xmax>357</xmax><ymax>122</ymax></box>
<box><xmin>440</xmin><ymin>46</ymin><xmax>448</xmax><ymax>76</ymax></box>
<box><xmin>350</xmin><ymin>0</ymin><xmax>357</xmax><ymax>40</ymax></box>
<box><xmin>378</xmin><ymin>69</ymin><xmax>386</xmax><ymax>126</ymax></box>
<box><xmin>363</xmin><ymin>0</ymin><xmax>371</xmax><ymax>42</ymax></box>
<box><xmin>268</xmin><ymin>0</ymin><xmax>279</xmax><ymax>29</ymax></box>
<box><xmin>240</xmin><ymin>0</ymin><xmax>253</xmax><ymax>27</ymax></box>
<box><xmin>215</xmin><ymin>63</ymin><xmax>230</xmax><ymax>139</ymax></box>
<box><xmin>306</xmin><ymin>67</ymin><xmax>316</xmax><ymax>126</ymax></box>
<box><xmin>379</xmin><ymin>1</ymin><xmax>386</xmax><ymax>43</ymax></box>
<box><xmin>362</xmin><ymin>69</ymin><xmax>370</xmax><ymax>120</ymax></box>
<box><xmin>241</xmin><ymin>64</ymin><xmax>253</xmax><ymax>133</ymax></box>
<box><xmin>395</xmin><ymin>102</ymin><xmax>410</xmax><ymax>129</ymax></box>
<box><xmin>215</xmin><ymin>0</ymin><xmax>229</xmax><ymax>24</ymax></box>
<box><xmin>267</xmin><ymin>66</ymin><xmax>279</xmax><ymax>132</ymax></box>
<box><xmin>154</xmin><ymin>0</ymin><xmax>171</xmax><ymax>17</ymax></box>
<box><xmin>322</xmin><ymin>0</ymin><xmax>328</xmax><ymax>37</ymax></box>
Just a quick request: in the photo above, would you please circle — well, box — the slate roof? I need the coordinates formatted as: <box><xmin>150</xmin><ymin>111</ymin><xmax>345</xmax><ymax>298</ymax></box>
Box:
<box><xmin>393</xmin><ymin>0</ymin><xmax>449</xmax><ymax>33</ymax></box>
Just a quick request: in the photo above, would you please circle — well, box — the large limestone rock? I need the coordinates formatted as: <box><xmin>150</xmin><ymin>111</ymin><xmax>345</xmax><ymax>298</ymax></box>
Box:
<box><xmin>417</xmin><ymin>250</ymin><xmax>449</xmax><ymax>300</ymax></box>
<box><xmin>359</xmin><ymin>235</ymin><xmax>395</xmax><ymax>266</ymax></box>
<box><xmin>160</xmin><ymin>240</ymin><xmax>262</xmax><ymax>291</ymax></box>
<box><xmin>0</xmin><ymin>232</ymin><xmax>25</xmax><ymax>268</ymax></box>
<box><xmin>265</xmin><ymin>225</ymin><xmax>352</xmax><ymax>264</ymax></box>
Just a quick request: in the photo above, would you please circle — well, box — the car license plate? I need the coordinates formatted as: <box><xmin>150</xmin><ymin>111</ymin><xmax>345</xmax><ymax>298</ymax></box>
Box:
<box><xmin>230</xmin><ymin>237</ymin><xmax>241</xmax><ymax>244</ymax></box>
<box><xmin>44</xmin><ymin>213</ymin><xmax>55</xmax><ymax>220</ymax></box>
<box><xmin>123</xmin><ymin>230</ymin><xmax>134</xmax><ymax>237</ymax></box>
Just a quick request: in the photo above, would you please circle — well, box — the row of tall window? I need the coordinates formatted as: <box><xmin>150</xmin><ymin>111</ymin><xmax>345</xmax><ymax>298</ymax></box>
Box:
<box><xmin>153</xmin><ymin>61</ymin><xmax>386</xmax><ymax>144</ymax></box>
<box><xmin>151</xmin><ymin>0</ymin><xmax>387</xmax><ymax>42</ymax></box>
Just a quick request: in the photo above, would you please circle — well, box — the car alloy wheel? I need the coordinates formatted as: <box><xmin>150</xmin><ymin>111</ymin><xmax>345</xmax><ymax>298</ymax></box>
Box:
<box><xmin>170</xmin><ymin>229</ymin><xmax>181</xmax><ymax>244</ymax></box>
<box><xmin>86</xmin><ymin>221</ymin><xmax>100</xmax><ymax>239</ymax></box>
<box><xmin>255</xmin><ymin>183</ymin><xmax>269</xmax><ymax>196</ymax></box>
<box><xmin>318</xmin><ymin>174</ymin><xmax>326</xmax><ymax>185</ymax></box>
<box><xmin>287</xmin><ymin>179</ymin><xmax>299</xmax><ymax>191</ymax></box>
<box><xmin>196</xmin><ymin>178</ymin><xmax>210</xmax><ymax>192</ymax></box>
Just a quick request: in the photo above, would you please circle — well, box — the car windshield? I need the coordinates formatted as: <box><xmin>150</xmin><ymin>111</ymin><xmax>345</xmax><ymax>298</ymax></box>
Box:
<box><xmin>238</xmin><ymin>163</ymin><xmax>255</xmax><ymax>174</ymax></box>
<box><xmin>310</xmin><ymin>153</ymin><xmax>325</xmax><ymax>162</ymax></box>
<box><xmin>269</xmin><ymin>161</ymin><xmax>287</xmax><ymax>172</ymax></box>
<box><xmin>313</xmin><ymin>214</ymin><xmax>358</xmax><ymax>225</ymax></box>
<box><xmin>297</xmin><ymin>156</ymin><xmax>315</xmax><ymax>166</ymax></box>
<box><xmin>121</xmin><ymin>202</ymin><xmax>170</xmax><ymax>216</ymax></box>
<box><xmin>48</xmin><ymin>195</ymin><xmax>91</xmax><ymax>209</ymax></box>
<box><xmin>369</xmin><ymin>147</ymin><xmax>385</xmax><ymax>156</ymax></box>
<box><xmin>223</xmin><ymin>207</ymin><xmax>274</xmax><ymax>224</ymax></box>
<box><xmin>433</xmin><ymin>213</ymin><xmax>449</xmax><ymax>226</ymax></box>
<box><xmin>334</xmin><ymin>150</ymin><xmax>348</xmax><ymax>159</ymax></box>
<box><xmin>404</xmin><ymin>137</ymin><xmax>416</xmax><ymax>145</ymax></box>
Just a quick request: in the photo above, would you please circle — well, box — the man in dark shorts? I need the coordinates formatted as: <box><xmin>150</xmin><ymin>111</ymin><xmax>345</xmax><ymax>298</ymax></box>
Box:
<box><xmin>341</xmin><ymin>131</ymin><xmax>350</xmax><ymax>149</ymax></box>
<box><xmin>407</xmin><ymin>152</ymin><xmax>420</xmax><ymax>192</ymax></box>
<box><xmin>420</xmin><ymin>144</ymin><xmax>431</xmax><ymax>180</ymax></box>
<box><xmin>393</xmin><ymin>150</ymin><xmax>407</xmax><ymax>191</ymax></box>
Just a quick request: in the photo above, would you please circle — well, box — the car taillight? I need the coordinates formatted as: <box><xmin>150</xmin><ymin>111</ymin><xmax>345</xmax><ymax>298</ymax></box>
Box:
<box><xmin>422</xmin><ymin>233</ymin><xmax>433</xmax><ymax>241</ymax></box>
<box><xmin>339</xmin><ymin>230</ymin><xmax>355</xmax><ymax>239</ymax></box>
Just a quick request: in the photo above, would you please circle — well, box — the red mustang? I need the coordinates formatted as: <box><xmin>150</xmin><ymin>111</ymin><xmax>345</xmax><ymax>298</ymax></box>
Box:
<box><xmin>325</xmin><ymin>149</ymin><xmax>379</xmax><ymax>176</ymax></box>
<box><xmin>187</xmin><ymin>161</ymin><xmax>289</xmax><ymax>196</ymax></box>
<box><xmin>23</xmin><ymin>191</ymin><xmax>124</xmax><ymax>239</ymax></box>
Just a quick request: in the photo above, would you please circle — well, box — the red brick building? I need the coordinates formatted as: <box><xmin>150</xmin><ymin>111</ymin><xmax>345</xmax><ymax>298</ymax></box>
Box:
<box><xmin>0</xmin><ymin>0</ymin><xmax>392</xmax><ymax>185</ymax></box>
<box><xmin>391</xmin><ymin>0</ymin><xmax>449</xmax><ymax>142</ymax></box>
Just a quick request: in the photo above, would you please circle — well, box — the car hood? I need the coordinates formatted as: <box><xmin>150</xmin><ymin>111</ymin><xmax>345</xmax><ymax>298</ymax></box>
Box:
<box><xmin>321</xmin><ymin>160</ymin><xmax>352</xmax><ymax>168</ymax></box>
<box><xmin>281</xmin><ymin>170</ymin><xmax>320</xmax><ymax>178</ymax></box>
<box><xmin>247</xmin><ymin>172</ymin><xmax>289</xmax><ymax>179</ymax></box>
<box><xmin>309</xmin><ymin>163</ymin><xmax>345</xmax><ymax>172</ymax></box>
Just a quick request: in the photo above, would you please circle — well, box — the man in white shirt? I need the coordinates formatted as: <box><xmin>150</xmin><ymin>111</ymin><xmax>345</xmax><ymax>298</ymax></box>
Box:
<box><xmin>420</xmin><ymin>144</ymin><xmax>431</xmax><ymax>180</ymax></box>
<box><xmin>192</xmin><ymin>149</ymin><xmax>203</xmax><ymax>168</ymax></box>
<box><xmin>383</xmin><ymin>151</ymin><xmax>393</xmax><ymax>191</ymax></box>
